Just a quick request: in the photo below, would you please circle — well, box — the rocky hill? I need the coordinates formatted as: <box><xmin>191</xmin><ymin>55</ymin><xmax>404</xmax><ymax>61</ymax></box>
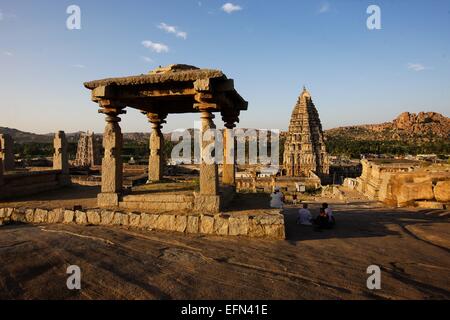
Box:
<box><xmin>325</xmin><ymin>112</ymin><xmax>450</xmax><ymax>142</ymax></box>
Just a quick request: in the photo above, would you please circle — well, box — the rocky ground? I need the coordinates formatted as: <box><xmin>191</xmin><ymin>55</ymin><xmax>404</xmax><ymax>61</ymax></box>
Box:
<box><xmin>0</xmin><ymin>200</ymin><xmax>449</xmax><ymax>300</ymax></box>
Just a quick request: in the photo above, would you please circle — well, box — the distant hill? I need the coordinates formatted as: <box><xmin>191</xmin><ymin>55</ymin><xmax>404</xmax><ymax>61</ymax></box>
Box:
<box><xmin>325</xmin><ymin>112</ymin><xmax>450</xmax><ymax>142</ymax></box>
<box><xmin>0</xmin><ymin>127</ymin><xmax>53</xmax><ymax>143</ymax></box>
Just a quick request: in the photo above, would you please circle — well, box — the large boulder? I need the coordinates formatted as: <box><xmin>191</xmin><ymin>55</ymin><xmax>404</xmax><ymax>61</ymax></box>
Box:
<box><xmin>434</xmin><ymin>181</ymin><xmax>450</xmax><ymax>202</ymax></box>
<box><xmin>397</xmin><ymin>181</ymin><xmax>434</xmax><ymax>206</ymax></box>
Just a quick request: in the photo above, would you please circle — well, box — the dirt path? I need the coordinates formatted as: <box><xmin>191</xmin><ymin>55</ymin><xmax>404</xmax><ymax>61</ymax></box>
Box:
<box><xmin>0</xmin><ymin>203</ymin><xmax>449</xmax><ymax>300</ymax></box>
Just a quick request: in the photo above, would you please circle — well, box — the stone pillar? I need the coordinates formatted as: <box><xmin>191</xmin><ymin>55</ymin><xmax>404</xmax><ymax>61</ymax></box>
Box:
<box><xmin>147</xmin><ymin>113</ymin><xmax>167</xmax><ymax>182</ymax></box>
<box><xmin>53</xmin><ymin>131</ymin><xmax>71</xmax><ymax>186</ymax></box>
<box><xmin>0</xmin><ymin>134</ymin><xmax>14</xmax><ymax>172</ymax></box>
<box><xmin>199</xmin><ymin>111</ymin><xmax>219</xmax><ymax>195</ymax></box>
<box><xmin>98</xmin><ymin>106</ymin><xmax>125</xmax><ymax>207</ymax></box>
<box><xmin>0</xmin><ymin>158</ymin><xmax>4</xmax><ymax>187</ymax></box>
<box><xmin>222</xmin><ymin>124</ymin><xmax>236</xmax><ymax>186</ymax></box>
<box><xmin>194</xmin><ymin>110</ymin><xmax>220</xmax><ymax>213</ymax></box>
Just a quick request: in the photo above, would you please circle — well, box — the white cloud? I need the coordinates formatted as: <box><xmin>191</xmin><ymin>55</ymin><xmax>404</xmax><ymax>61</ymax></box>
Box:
<box><xmin>221</xmin><ymin>3</ymin><xmax>242</xmax><ymax>14</ymax></box>
<box><xmin>0</xmin><ymin>10</ymin><xmax>4</xmax><ymax>21</ymax></box>
<box><xmin>72</xmin><ymin>64</ymin><xmax>86</xmax><ymax>68</ymax></box>
<box><xmin>141</xmin><ymin>56</ymin><xmax>153</xmax><ymax>63</ymax></box>
<box><xmin>3</xmin><ymin>51</ymin><xmax>13</xmax><ymax>56</ymax></box>
<box><xmin>158</xmin><ymin>22</ymin><xmax>187</xmax><ymax>39</ymax></box>
<box><xmin>318</xmin><ymin>2</ymin><xmax>330</xmax><ymax>13</ymax></box>
<box><xmin>407</xmin><ymin>63</ymin><xmax>427</xmax><ymax>72</ymax></box>
<box><xmin>142</xmin><ymin>40</ymin><xmax>169</xmax><ymax>53</ymax></box>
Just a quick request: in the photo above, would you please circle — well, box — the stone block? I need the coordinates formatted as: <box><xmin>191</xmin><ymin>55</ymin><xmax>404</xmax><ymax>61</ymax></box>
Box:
<box><xmin>214</xmin><ymin>215</ymin><xmax>229</xmax><ymax>235</ymax></box>
<box><xmin>97</xmin><ymin>192</ymin><xmax>120</xmax><ymax>207</ymax></box>
<box><xmin>186</xmin><ymin>216</ymin><xmax>200</xmax><ymax>233</ymax></box>
<box><xmin>25</xmin><ymin>209</ymin><xmax>35</xmax><ymax>223</ymax></box>
<box><xmin>174</xmin><ymin>215</ymin><xmax>187</xmax><ymax>233</ymax></box>
<box><xmin>48</xmin><ymin>208</ymin><xmax>64</xmax><ymax>224</ymax></box>
<box><xmin>434</xmin><ymin>181</ymin><xmax>450</xmax><ymax>202</ymax></box>
<box><xmin>264</xmin><ymin>224</ymin><xmax>286</xmax><ymax>240</ymax></box>
<box><xmin>129</xmin><ymin>213</ymin><xmax>141</xmax><ymax>228</ymax></box>
<box><xmin>113</xmin><ymin>212</ymin><xmax>129</xmax><ymax>226</ymax></box>
<box><xmin>248</xmin><ymin>217</ymin><xmax>265</xmax><ymax>238</ymax></box>
<box><xmin>33</xmin><ymin>209</ymin><xmax>48</xmax><ymax>223</ymax></box>
<box><xmin>86</xmin><ymin>210</ymin><xmax>101</xmax><ymax>225</ymax></box>
<box><xmin>100</xmin><ymin>210</ymin><xmax>115</xmax><ymax>225</ymax></box>
<box><xmin>140</xmin><ymin>213</ymin><xmax>159</xmax><ymax>229</ymax></box>
<box><xmin>200</xmin><ymin>215</ymin><xmax>215</xmax><ymax>234</ymax></box>
<box><xmin>415</xmin><ymin>201</ymin><xmax>445</xmax><ymax>210</ymax></box>
<box><xmin>75</xmin><ymin>210</ymin><xmax>87</xmax><ymax>225</ymax></box>
<box><xmin>155</xmin><ymin>214</ymin><xmax>176</xmax><ymax>231</ymax></box>
<box><xmin>397</xmin><ymin>181</ymin><xmax>434</xmax><ymax>206</ymax></box>
<box><xmin>63</xmin><ymin>210</ymin><xmax>75</xmax><ymax>224</ymax></box>
<box><xmin>228</xmin><ymin>216</ymin><xmax>249</xmax><ymax>236</ymax></box>
<box><xmin>194</xmin><ymin>195</ymin><xmax>220</xmax><ymax>213</ymax></box>
<box><xmin>12</xmin><ymin>208</ymin><xmax>27</xmax><ymax>223</ymax></box>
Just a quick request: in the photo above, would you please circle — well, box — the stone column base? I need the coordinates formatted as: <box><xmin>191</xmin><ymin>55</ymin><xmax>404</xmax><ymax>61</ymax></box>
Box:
<box><xmin>98</xmin><ymin>193</ymin><xmax>120</xmax><ymax>207</ymax></box>
<box><xmin>194</xmin><ymin>194</ymin><xmax>221</xmax><ymax>213</ymax></box>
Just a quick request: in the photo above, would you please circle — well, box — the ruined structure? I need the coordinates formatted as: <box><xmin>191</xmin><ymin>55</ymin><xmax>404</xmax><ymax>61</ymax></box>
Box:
<box><xmin>84</xmin><ymin>64</ymin><xmax>248</xmax><ymax>212</ymax></box>
<box><xmin>0</xmin><ymin>132</ymin><xmax>70</xmax><ymax>199</ymax></box>
<box><xmin>350</xmin><ymin>159</ymin><xmax>450</xmax><ymax>208</ymax></box>
<box><xmin>0</xmin><ymin>134</ymin><xmax>14</xmax><ymax>172</ymax></box>
<box><xmin>74</xmin><ymin>131</ymin><xmax>100</xmax><ymax>167</ymax></box>
<box><xmin>283</xmin><ymin>87</ymin><xmax>329</xmax><ymax>177</ymax></box>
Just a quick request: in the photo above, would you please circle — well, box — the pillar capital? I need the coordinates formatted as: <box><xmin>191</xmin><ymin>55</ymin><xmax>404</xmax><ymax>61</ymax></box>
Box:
<box><xmin>98</xmin><ymin>100</ymin><xmax>127</xmax><ymax>123</ymax></box>
<box><xmin>146</xmin><ymin>112</ymin><xmax>167</xmax><ymax>130</ymax></box>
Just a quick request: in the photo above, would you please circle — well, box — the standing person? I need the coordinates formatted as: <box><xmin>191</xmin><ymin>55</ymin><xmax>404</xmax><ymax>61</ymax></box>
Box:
<box><xmin>270</xmin><ymin>187</ymin><xmax>285</xmax><ymax>209</ymax></box>
<box><xmin>297</xmin><ymin>203</ymin><xmax>312</xmax><ymax>225</ymax></box>
<box><xmin>322</xmin><ymin>203</ymin><xmax>336</xmax><ymax>227</ymax></box>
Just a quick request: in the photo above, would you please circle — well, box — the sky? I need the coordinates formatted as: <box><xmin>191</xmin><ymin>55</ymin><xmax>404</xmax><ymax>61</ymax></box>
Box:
<box><xmin>0</xmin><ymin>0</ymin><xmax>449</xmax><ymax>134</ymax></box>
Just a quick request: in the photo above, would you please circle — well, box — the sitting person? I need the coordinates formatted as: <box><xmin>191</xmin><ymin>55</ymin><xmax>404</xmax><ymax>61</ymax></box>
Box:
<box><xmin>322</xmin><ymin>203</ymin><xmax>336</xmax><ymax>227</ymax></box>
<box><xmin>314</xmin><ymin>207</ymin><xmax>330</xmax><ymax>230</ymax></box>
<box><xmin>297</xmin><ymin>203</ymin><xmax>312</xmax><ymax>225</ymax></box>
<box><xmin>270</xmin><ymin>187</ymin><xmax>285</xmax><ymax>209</ymax></box>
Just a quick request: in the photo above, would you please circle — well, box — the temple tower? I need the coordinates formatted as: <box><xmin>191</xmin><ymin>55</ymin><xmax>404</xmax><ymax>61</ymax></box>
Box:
<box><xmin>283</xmin><ymin>87</ymin><xmax>329</xmax><ymax>177</ymax></box>
<box><xmin>74</xmin><ymin>131</ymin><xmax>100</xmax><ymax>167</ymax></box>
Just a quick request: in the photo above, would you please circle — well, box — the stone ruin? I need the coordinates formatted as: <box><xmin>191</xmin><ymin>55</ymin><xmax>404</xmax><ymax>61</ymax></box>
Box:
<box><xmin>0</xmin><ymin>131</ymin><xmax>70</xmax><ymax>199</ymax></box>
<box><xmin>74</xmin><ymin>131</ymin><xmax>100</xmax><ymax>167</ymax></box>
<box><xmin>0</xmin><ymin>134</ymin><xmax>15</xmax><ymax>172</ymax></box>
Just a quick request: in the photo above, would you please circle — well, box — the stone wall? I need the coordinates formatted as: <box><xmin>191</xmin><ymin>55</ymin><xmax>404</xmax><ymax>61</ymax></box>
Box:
<box><xmin>237</xmin><ymin>176</ymin><xmax>321</xmax><ymax>193</ymax></box>
<box><xmin>0</xmin><ymin>170</ymin><xmax>68</xmax><ymax>200</ymax></box>
<box><xmin>355</xmin><ymin>159</ymin><xmax>450</xmax><ymax>209</ymax></box>
<box><xmin>0</xmin><ymin>207</ymin><xmax>285</xmax><ymax>240</ymax></box>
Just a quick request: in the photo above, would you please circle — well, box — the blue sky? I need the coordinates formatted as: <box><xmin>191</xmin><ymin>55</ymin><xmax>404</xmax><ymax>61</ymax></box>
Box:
<box><xmin>1</xmin><ymin>0</ymin><xmax>449</xmax><ymax>134</ymax></box>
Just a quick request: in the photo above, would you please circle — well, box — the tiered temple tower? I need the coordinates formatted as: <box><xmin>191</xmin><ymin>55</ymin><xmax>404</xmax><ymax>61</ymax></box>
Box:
<box><xmin>283</xmin><ymin>87</ymin><xmax>329</xmax><ymax>177</ymax></box>
<box><xmin>74</xmin><ymin>131</ymin><xmax>100</xmax><ymax>167</ymax></box>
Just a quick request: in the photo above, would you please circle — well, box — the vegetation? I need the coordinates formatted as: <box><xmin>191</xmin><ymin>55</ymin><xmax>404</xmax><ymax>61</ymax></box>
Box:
<box><xmin>325</xmin><ymin>136</ymin><xmax>450</xmax><ymax>158</ymax></box>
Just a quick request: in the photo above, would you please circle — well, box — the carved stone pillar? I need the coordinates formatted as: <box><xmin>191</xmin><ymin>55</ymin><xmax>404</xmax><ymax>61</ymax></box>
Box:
<box><xmin>199</xmin><ymin>110</ymin><xmax>219</xmax><ymax>195</ymax></box>
<box><xmin>53</xmin><ymin>131</ymin><xmax>71</xmax><ymax>186</ymax></box>
<box><xmin>0</xmin><ymin>134</ymin><xmax>14</xmax><ymax>172</ymax></box>
<box><xmin>0</xmin><ymin>158</ymin><xmax>3</xmax><ymax>187</ymax></box>
<box><xmin>147</xmin><ymin>113</ymin><xmax>167</xmax><ymax>182</ymax></box>
<box><xmin>222</xmin><ymin>123</ymin><xmax>236</xmax><ymax>186</ymax></box>
<box><xmin>98</xmin><ymin>104</ymin><xmax>125</xmax><ymax>207</ymax></box>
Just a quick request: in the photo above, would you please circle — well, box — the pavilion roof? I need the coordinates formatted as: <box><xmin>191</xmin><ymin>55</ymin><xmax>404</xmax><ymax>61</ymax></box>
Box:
<box><xmin>84</xmin><ymin>64</ymin><xmax>248</xmax><ymax>115</ymax></box>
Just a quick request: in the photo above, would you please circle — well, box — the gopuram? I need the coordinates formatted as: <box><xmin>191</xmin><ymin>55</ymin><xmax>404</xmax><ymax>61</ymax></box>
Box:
<box><xmin>283</xmin><ymin>87</ymin><xmax>329</xmax><ymax>178</ymax></box>
<box><xmin>74</xmin><ymin>131</ymin><xmax>100</xmax><ymax>167</ymax></box>
<box><xmin>84</xmin><ymin>64</ymin><xmax>248</xmax><ymax>213</ymax></box>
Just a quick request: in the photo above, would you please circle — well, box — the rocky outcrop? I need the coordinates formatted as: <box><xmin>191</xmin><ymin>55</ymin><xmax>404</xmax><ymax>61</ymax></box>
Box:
<box><xmin>325</xmin><ymin>111</ymin><xmax>450</xmax><ymax>142</ymax></box>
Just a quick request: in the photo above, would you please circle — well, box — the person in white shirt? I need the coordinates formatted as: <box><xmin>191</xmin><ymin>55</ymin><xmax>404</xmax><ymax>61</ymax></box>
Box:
<box><xmin>297</xmin><ymin>203</ymin><xmax>312</xmax><ymax>225</ymax></box>
<box><xmin>322</xmin><ymin>203</ymin><xmax>336</xmax><ymax>226</ymax></box>
<box><xmin>270</xmin><ymin>187</ymin><xmax>285</xmax><ymax>209</ymax></box>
